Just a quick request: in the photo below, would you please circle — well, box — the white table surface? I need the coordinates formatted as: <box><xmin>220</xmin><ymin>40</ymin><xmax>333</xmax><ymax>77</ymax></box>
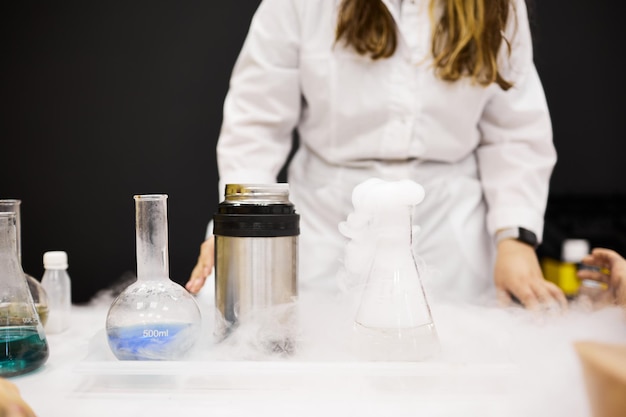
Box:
<box><xmin>10</xmin><ymin>285</ymin><xmax>626</xmax><ymax>417</ymax></box>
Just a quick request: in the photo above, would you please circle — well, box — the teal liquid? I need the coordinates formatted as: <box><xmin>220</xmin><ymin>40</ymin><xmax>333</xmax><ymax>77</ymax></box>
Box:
<box><xmin>0</xmin><ymin>326</ymin><xmax>49</xmax><ymax>377</ymax></box>
<box><xmin>107</xmin><ymin>323</ymin><xmax>196</xmax><ymax>361</ymax></box>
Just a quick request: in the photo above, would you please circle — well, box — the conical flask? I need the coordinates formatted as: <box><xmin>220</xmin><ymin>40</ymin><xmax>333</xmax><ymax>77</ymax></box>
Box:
<box><xmin>349</xmin><ymin>179</ymin><xmax>439</xmax><ymax>361</ymax></box>
<box><xmin>105</xmin><ymin>194</ymin><xmax>202</xmax><ymax>360</ymax></box>
<box><xmin>0</xmin><ymin>212</ymin><xmax>49</xmax><ymax>377</ymax></box>
<box><xmin>0</xmin><ymin>199</ymin><xmax>49</xmax><ymax>326</ymax></box>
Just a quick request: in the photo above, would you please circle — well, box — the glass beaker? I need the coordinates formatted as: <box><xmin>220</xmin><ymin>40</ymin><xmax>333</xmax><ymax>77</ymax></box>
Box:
<box><xmin>105</xmin><ymin>194</ymin><xmax>202</xmax><ymax>360</ymax></box>
<box><xmin>351</xmin><ymin>183</ymin><xmax>439</xmax><ymax>361</ymax></box>
<box><xmin>0</xmin><ymin>212</ymin><xmax>49</xmax><ymax>377</ymax></box>
<box><xmin>0</xmin><ymin>199</ymin><xmax>49</xmax><ymax>325</ymax></box>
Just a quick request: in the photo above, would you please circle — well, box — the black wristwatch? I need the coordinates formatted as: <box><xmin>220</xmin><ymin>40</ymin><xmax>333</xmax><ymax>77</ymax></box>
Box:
<box><xmin>495</xmin><ymin>227</ymin><xmax>539</xmax><ymax>249</ymax></box>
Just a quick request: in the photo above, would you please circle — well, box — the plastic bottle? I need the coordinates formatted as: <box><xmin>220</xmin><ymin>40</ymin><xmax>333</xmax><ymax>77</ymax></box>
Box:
<box><xmin>0</xmin><ymin>212</ymin><xmax>49</xmax><ymax>377</ymax></box>
<box><xmin>542</xmin><ymin>239</ymin><xmax>591</xmax><ymax>298</ymax></box>
<box><xmin>41</xmin><ymin>251</ymin><xmax>72</xmax><ymax>334</ymax></box>
<box><xmin>566</xmin><ymin>240</ymin><xmax>609</xmax><ymax>302</ymax></box>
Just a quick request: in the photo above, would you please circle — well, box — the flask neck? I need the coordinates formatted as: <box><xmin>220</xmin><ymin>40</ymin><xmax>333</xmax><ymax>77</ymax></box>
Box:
<box><xmin>0</xmin><ymin>213</ymin><xmax>19</xmax><ymax>259</ymax></box>
<box><xmin>0</xmin><ymin>199</ymin><xmax>22</xmax><ymax>263</ymax></box>
<box><xmin>134</xmin><ymin>195</ymin><xmax>169</xmax><ymax>281</ymax></box>
<box><xmin>370</xmin><ymin>206</ymin><xmax>414</xmax><ymax>248</ymax></box>
<box><xmin>0</xmin><ymin>213</ymin><xmax>26</xmax><ymax>288</ymax></box>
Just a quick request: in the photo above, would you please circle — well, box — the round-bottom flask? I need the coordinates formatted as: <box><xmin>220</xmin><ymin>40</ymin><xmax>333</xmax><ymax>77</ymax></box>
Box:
<box><xmin>0</xmin><ymin>199</ymin><xmax>49</xmax><ymax>326</ymax></box>
<box><xmin>0</xmin><ymin>212</ymin><xmax>49</xmax><ymax>377</ymax></box>
<box><xmin>105</xmin><ymin>195</ymin><xmax>202</xmax><ymax>361</ymax></box>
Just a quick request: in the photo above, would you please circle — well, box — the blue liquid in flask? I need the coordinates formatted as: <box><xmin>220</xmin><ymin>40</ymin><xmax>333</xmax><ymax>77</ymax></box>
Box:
<box><xmin>107</xmin><ymin>322</ymin><xmax>197</xmax><ymax>360</ymax></box>
<box><xmin>0</xmin><ymin>326</ymin><xmax>49</xmax><ymax>377</ymax></box>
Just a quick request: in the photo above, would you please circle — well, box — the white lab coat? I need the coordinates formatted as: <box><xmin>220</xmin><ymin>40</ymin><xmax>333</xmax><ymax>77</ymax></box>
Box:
<box><xmin>213</xmin><ymin>0</ymin><xmax>556</xmax><ymax>301</ymax></box>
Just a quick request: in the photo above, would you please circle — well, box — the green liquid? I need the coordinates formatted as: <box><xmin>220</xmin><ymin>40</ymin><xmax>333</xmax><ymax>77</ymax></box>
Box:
<box><xmin>0</xmin><ymin>326</ymin><xmax>49</xmax><ymax>377</ymax></box>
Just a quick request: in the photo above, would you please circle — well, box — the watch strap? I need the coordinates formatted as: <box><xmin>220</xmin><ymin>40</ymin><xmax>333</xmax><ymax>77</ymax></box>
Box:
<box><xmin>495</xmin><ymin>227</ymin><xmax>538</xmax><ymax>248</ymax></box>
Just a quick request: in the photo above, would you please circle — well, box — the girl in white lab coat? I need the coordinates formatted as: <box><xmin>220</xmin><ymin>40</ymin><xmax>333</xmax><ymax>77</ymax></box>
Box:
<box><xmin>186</xmin><ymin>0</ymin><xmax>567</xmax><ymax>309</ymax></box>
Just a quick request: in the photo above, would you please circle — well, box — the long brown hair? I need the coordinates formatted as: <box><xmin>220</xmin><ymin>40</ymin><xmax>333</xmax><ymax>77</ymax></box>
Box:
<box><xmin>335</xmin><ymin>0</ymin><xmax>515</xmax><ymax>90</ymax></box>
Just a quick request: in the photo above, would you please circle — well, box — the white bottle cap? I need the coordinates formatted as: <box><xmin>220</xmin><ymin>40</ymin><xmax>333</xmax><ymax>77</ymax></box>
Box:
<box><xmin>43</xmin><ymin>251</ymin><xmax>68</xmax><ymax>269</ymax></box>
<box><xmin>561</xmin><ymin>239</ymin><xmax>590</xmax><ymax>263</ymax></box>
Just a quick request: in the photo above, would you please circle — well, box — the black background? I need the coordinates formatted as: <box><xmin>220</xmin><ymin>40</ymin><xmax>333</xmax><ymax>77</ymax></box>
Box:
<box><xmin>2</xmin><ymin>1</ymin><xmax>624</xmax><ymax>303</ymax></box>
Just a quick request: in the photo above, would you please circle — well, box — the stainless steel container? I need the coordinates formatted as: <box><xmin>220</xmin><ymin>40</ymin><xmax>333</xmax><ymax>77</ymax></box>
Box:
<box><xmin>213</xmin><ymin>184</ymin><xmax>299</xmax><ymax>351</ymax></box>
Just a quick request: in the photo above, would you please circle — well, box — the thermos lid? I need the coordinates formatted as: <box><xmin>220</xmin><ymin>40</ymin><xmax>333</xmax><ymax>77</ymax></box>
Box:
<box><xmin>214</xmin><ymin>183</ymin><xmax>300</xmax><ymax>237</ymax></box>
<box><xmin>224</xmin><ymin>183</ymin><xmax>289</xmax><ymax>203</ymax></box>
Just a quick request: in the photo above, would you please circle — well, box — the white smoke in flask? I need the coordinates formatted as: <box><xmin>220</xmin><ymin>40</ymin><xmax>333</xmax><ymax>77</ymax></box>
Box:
<box><xmin>337</xmin><ymin>178</ymin><xmax>425</xmax><ymax>291</ymax></box>
<box><xmin>336</xmin><ymin>178</ymin><xmax>440</xmax><ymax>361</ymax></box>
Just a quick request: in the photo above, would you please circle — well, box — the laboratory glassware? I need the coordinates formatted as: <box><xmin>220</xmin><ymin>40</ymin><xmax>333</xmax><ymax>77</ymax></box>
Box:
<box><xmin>0</xmin><ymin>199</ymin><xmax>49</xmax><ymax>325</ymax></box>
<box><xmin>213</xmin><ymin>184</ymin><xmax>299</xmax><ymax>353</ymax></box>
<box><xmin>350</xmin><ymin>179</ymin><xmax>440</xmax><ymax>361</ymax></box>
<box><xmin>105</xmin><ymin>194</ymin><xmax>202</xmax><ymax>360</ymax></box>
<box><xmin>0</xmin><ymin>212</ymin><xmax>50</xmax><ymax>377</ymax></box>
<box><xmin>41</xmin><ymin>251</ymin><xmax>72</xmax><ymax>333</ymax></box>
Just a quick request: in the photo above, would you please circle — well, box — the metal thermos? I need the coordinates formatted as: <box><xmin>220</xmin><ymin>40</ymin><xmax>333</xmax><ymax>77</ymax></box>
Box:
<box><xmin>213</xmin><ymin>184</ymin><xmax>299</xmax><ymax>343</ymax></box>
